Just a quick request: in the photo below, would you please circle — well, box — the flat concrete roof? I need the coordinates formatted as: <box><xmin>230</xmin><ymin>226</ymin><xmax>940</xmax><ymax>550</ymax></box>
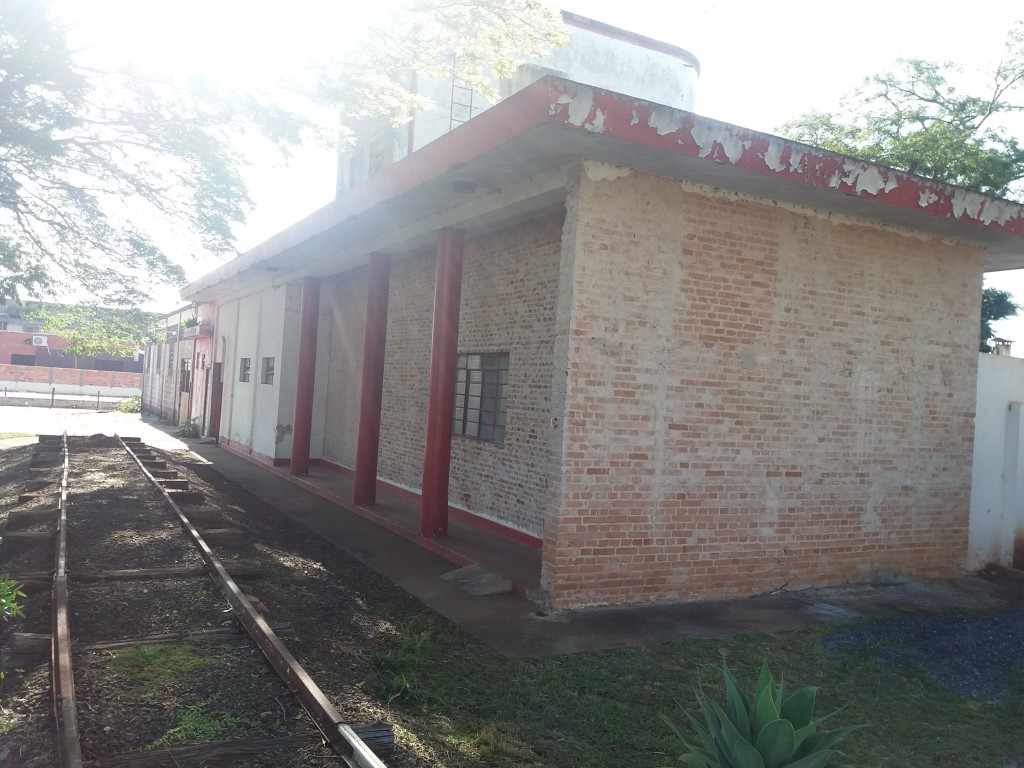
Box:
<box><xmin>184</xmin><ymin>76</ymin><xmax>1024</xmax><ymax>303</ymax></box>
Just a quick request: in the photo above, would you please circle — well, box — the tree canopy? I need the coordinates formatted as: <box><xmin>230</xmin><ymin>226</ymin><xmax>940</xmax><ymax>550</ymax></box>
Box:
<box><xmin>780</xmin><ymin>24</ymin><xmax>1024</xmax><ymax>199</ymax></box>
<box><xmin>0</xmin><ymin>0</ymin><xmax>565</xmax><ymax>308</ymax></box>
<box><xmin>28</xmin><ymin>305</ymin><xmax>157</xmax><ymax>359</ymax></box>
<box><xmin>981</xmin><ymin>287</ymin><xmax>1021</xmax><ymax>352</ymax></box>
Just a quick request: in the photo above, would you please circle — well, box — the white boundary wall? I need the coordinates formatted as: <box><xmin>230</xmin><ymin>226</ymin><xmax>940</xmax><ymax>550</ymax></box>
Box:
<box><xmin>969</xmin><ymin>353</ymin><xmax>1024</xmax><ymax>569</ymax></box>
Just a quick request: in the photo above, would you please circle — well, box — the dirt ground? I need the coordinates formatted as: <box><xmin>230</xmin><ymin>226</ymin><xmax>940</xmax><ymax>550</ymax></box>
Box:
<box><xmin>0</xmin><ymin>438</ymin><xmax>442</xmax><ymax>767</ymax></box>
<box><xmin>2</xmin><ymin>412</ymin><xmax>1024</xmax><ymax>767</ymax></box>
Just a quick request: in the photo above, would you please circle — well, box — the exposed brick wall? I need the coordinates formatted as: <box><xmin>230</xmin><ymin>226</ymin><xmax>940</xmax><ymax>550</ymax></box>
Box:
<box><xmin>322</xmin><ymin>272</ymin><xmax>368</xmax><ymax>468</ymax></box>
<box><xmin>352</xmin><ymin>215</ymin><xmax>564</xmax><ymax>534</ymax></box>
<box><xmin>377</xmin><ymin>251</ymin><xmax>436</xmax><ymax>490</ymax></box>
<box><xmin>541</xmin><ymin>164</ymin><xmax>983</xmax><ymax>610</ymax></box>
<box><xmin>448</xmin><ymin>213</ymin><xmax>563</xmax><ymax>535</ymax></box>
<box><xmin>0</xmin><ymin>363</ymin><xmax>141</xmax><ymax>389</ymax></box>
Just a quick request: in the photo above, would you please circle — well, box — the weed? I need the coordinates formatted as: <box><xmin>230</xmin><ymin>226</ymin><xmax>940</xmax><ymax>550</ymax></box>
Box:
<box><xmin>148</xmin><ymin>699</ymin><xmax>239</xmax><ymax>748</ymax></box>
<box><xmin>176</xmin><ymin>416</ymin><xmax>200</xmax><ymax>438</ymax></box>
<box><xmin>117</xmin><ymin>395</ymin><xmax>141</xmax><ymax>413</ymax></box>
<box><xmin>0</xmin><ymin>575</ymin><xmax>25</xmax><ymax>620</ymax></box>
<box><xmin>0</xmin><ymin>432</ymin><xmax>33</xmax><ymax>439</ymax></box>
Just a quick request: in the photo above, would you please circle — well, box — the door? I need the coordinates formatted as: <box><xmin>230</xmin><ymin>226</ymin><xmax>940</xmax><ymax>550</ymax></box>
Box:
<box><xmin>208</xmin><ymin>362</ymin><xmax>223</xmax><ymax>440</ymax></box>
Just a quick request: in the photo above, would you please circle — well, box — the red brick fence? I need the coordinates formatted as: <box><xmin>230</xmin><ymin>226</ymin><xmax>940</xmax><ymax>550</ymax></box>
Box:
<box><xmin>0</xmin><ymin>363</ymin><xmax>141</xmax><ymax>396</ymax></box>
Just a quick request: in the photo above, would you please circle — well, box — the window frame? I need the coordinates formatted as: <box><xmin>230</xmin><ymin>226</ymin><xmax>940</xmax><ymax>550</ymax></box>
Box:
<box><xmin>179</xmin><ymin>358</ymin><xmax>192</xmax><ymax>392</ymax></box>
<box><xmin>239</xmin><ymin>357</ymin><xmax>251</xmax><ymax>383</ymax></box>
<box><xmin>261</xmin><ymin>356</ymin><xmax>275</xmax><ymax>385</ymax></box>
<box><xmin>452</xmin><ymin>352</ymin><xmax>508</xmax><ymax>444</ymax></box>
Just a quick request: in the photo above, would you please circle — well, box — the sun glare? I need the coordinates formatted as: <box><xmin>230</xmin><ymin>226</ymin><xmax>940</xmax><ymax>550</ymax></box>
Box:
<box><xmin>52</xmin><ymin>0</ymin><xmax>400</xmax><ymax>81</ymax></box>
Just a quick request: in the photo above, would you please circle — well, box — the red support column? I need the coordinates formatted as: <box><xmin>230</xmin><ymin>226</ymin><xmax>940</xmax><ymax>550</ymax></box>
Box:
<box><xmin>420</xmin><ymin>229</ymin><xmax>463</xmax><ymax>536</ymax></box>
<box><xmin>353</xmin><ymin>254</ymin><xmax>391</xmax><ymax>505</ymax></box>
<box><xmin>290</xmin><ymin>277</ymin><xmax>321</xmax><ymax>476</ymax></box>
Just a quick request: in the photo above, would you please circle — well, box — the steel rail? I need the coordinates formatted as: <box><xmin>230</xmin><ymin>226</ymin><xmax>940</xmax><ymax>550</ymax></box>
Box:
<box><xmin>51</xmin><ymin>432</ymin><xmax>83</xmax><ymax>768</ymax></box>
<box><xmin>115</xmin><ymin>435</ymin><xmax>387</xmax><ymax>768</ymax></box>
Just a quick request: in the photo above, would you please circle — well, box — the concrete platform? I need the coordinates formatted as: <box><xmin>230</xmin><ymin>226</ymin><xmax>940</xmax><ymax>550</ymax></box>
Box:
<box><xmin>177</xmin><ymin>432</ymin><xmax>1024</xmax><ymax>658</ymax></box>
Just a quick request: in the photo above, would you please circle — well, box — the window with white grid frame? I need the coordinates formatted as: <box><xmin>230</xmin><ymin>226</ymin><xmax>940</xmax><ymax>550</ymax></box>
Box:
<box><xmin>453</xmin><ymin>353</ymin><xmax>508</xmax><ymax>443</ymax></box>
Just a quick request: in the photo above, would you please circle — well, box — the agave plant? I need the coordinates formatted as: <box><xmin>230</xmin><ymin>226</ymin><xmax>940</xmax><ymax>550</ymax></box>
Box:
<box><xmin>662</xmin><ymin>663</ymin><xmax>863</xmax><ymax>768</ymax></box>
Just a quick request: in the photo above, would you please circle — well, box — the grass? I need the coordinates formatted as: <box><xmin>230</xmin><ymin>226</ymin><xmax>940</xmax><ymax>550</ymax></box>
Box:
<box><xmin>107</xmin><ymin>644</ymin><xmax>263</xmax><ymax>751</ymax></box>
<box><xmin>148</xmin><ymin>699</ymin><xmax>241</xmax><ymax>749</ymax></box>
<box><xmin>366</xmin><ymin>613</ymin><xmax>1024</xmax><ymax>767</ymax></box>
<box><xmin>0</xmin><ymin>432</ymin><xmax>33</xmax><ymax>439</ymax></box>
<box><xmin>106</xmin><ymin>643</ymin><xmax>219</xmax><ymax>698</ymax></box>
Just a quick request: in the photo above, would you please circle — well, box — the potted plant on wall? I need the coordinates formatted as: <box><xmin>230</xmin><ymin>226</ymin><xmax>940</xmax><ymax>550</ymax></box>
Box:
<box><xmin>181</xmin><ymin>310</ymin><xmax>212</xmax><ymax>338</ymax></box>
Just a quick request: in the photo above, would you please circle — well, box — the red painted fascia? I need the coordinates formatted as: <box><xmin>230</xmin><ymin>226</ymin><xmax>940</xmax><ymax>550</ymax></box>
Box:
<box><xmin>543</xmin><ymin>81</ymin><xmax>1024</xmax><ymax>238</ymax></box>
<box><xmin>350</xmin><ymin>75</ymin><xmax>1024</xmax><ymax>239</ymax></box>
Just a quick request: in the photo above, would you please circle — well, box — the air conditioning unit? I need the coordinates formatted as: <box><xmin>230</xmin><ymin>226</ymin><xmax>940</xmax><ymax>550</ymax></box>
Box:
<box><xmin>31</xmin><ymin>335</ymin><xmax>47</xmax><ymax>346</ymax></box>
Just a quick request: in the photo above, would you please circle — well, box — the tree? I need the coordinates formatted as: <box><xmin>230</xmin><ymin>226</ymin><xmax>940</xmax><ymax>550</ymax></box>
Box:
<box><xmin>981</xmin><ymin>287</ymin><xmax>1020</xmax><ymax>352</ymax></box>
<box><xmin>0</xmin><ymin>0</ymin><xmax>565</xmax><ymax>307</ymax></box>
<box><xmin>779</xmin><ymin>24</ymin><xmax>1024</xmax><ymax>198</ymax></box>
<box><xmin>30</xmin><ymin>305</ymin><xmax>157</xmax><ymax>359</ymax></box>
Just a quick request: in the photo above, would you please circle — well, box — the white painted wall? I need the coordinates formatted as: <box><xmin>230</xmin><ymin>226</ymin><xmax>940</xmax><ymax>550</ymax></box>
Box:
<box><xmin>969</xmin><ymin>353</ymin><xmax>1024</xmax><ymax>568</ymax></box>
<box><xmin>506</xmin><ymin>22</ymin><xmax>698</xmax><ymax>114</ymax></box>
<box><xmin>0</xmin><ymin>380</ymin><xmax>139</xmax><ymax>397</ymax></box>
<box><xmin>216</xmin><ymin>285</ymin><xmax>290</xmax><ymax>460</ymax></box>
<box><xmin>274</xmin><ymin>283</ymin><xmax>302</xmax><ymax>459</ymax></box>
<box><xmin>251</xmin><ymin>286</ymin><xmax>287</xmax><ymax>459</ymax></box>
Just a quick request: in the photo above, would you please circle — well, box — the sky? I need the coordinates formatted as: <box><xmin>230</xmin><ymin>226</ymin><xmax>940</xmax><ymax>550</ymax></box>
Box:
<box><xmin>52</xmin><ymin>0</ymin><xmax>1024</xmax><ymax>342</ymax></box>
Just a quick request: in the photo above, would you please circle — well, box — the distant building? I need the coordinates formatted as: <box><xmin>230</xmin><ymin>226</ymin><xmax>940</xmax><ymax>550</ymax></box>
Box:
<box><xmin>140</xmin><ymin>305</ymin><xmax>218</xmax><ymax>430</ymax></box>
<box><xmin>991</xmin><ymin>337</ymin><xmax>1013</xmax><ymax>356</ymax></box>
<box><xmin>0</xmin><ymin>302</ymin><xmax>144</xmax><ymax>372</ymax></box>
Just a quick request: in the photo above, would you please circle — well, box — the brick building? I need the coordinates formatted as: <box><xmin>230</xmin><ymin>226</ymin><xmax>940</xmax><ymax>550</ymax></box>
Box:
<box><xmin>141</xmin><ymin>305</ymin><xmax>217</xmax><ymax>431</ymax></box>
<box><xmin>148</xmin><ymin>74</ymin><xmax>1024</xmax><ymax>610</ymax></box>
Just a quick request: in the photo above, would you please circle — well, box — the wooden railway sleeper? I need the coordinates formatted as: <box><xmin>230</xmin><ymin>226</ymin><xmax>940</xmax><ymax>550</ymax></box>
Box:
<box><xmin>117</xmin><ymin>435</ymin><xmax>392</xmax><ymax>768</ymax></box>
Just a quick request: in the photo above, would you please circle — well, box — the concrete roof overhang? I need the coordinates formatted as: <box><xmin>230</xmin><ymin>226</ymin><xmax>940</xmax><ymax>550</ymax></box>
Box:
<box><xmin>183</xmin><ymin>77</ymin><xmax>1024</xmax><ymax>303</ymax></box>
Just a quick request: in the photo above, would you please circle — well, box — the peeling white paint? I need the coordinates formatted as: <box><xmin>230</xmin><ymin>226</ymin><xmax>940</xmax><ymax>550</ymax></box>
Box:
<box><xmin>630</xmin><ymin>109</ymin><xmax>640</xmax><ymax>126</ymax></box>
<box><xmin>834</xmin><ymin>161</ymin><xmax>898</xmax><ymax>196</ymax></box>
<box><xmin>952</xmin><ymin>189</ymin><xmax>985</xmax><ymax>221</ymax></box>
<box><xmin>719</xmin><ymin>133</ymin><xmax>749</xmax><ymax>165</ymax></box>
<box><xmin>918</xmin><ymin>189</ymin><xmax>940</xmax><ymax>207</ymax></box>
<box><xmin>690</xmin><ymin>123</ymin><xmax>716</xmax><ymax>158</ymax></box>
<box><xmin>979</xmin><ymin>198</ymin><xmax>1024</xmax><ymax>226</ymax></box>
<box><xmin>690</xmin><ymin>123</ymin><xmax>751</xmax><ymax>164</ymax></box>
<box><xmin>584</xmin><ymin>161</ymin><xmax>633</xmax><ymax>182</ymax></box>
<box><xmin>565</xmin><ymin>91</ymin><xmax>596</xmax><ymax>128</ymax></box>
<box><xmin>854</xmin><ymin>165</ymin><xmax>893</xmax><ymax>196</ymax></box>
<box><xmin>585</xmin><ymin>107</ymin><xmax>606</xmax><ymax>133</ymax></box>
<box><xmin>762</xmin><ymin>141</ymin><xmax>786</xmax><ymax>173</ymax></box>
<box><xmin>647</xmin><ymin>107</ymin><xmax>685</xmax><ymax>136</ymax></box>
<box><xmin>788</xmin><ymin>148</ymin><xmax>806</xmax><ymax>173</ymax></box>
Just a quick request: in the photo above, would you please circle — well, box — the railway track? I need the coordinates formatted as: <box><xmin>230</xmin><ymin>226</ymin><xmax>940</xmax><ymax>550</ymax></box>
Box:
<box><xmin>1</xmin><ymin>434</ymin><xmax>392</xmax><ymax>768</ymax></box>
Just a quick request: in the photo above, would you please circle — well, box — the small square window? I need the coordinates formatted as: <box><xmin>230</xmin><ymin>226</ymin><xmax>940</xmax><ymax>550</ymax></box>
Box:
<box><xmin>452</xmin><ymin>352</ymin><xmax>508</xmax><ymax>443</ymax></box>
<box><xmin>261</xmin><ymin>357</ymin><xmax>275</xmax><ymax>385</ymax></box>
<box><xmin>239</xmin><ymin>357</ymin><xmax>251</xmax><ymax>382</ymax></box>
